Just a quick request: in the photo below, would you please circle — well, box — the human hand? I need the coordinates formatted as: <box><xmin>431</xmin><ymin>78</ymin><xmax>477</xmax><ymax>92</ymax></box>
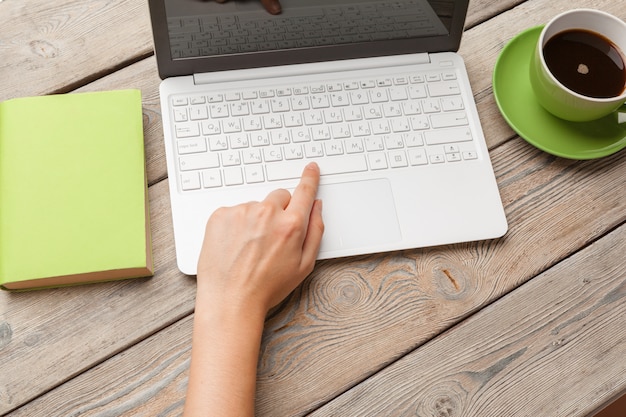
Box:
<box><xmin>196</xmin><ymin>162</ymin><xmax>323</xmax><ymax>314</ymax></box>
<box><xmin>210</xmin><ymin>0</ymin><xmax>282</xmax><ymax>15</ymax></box>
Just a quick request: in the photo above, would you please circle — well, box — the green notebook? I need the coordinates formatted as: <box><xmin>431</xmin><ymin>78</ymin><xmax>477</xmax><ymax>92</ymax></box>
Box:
<box><xmin>0</xmin><ymin>89</ymin><xmax>153</xmax><ymax>290</ymax></box>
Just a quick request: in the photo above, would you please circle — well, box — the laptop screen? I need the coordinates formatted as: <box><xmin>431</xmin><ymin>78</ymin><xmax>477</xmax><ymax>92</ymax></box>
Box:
<box><xmin>148</xmin><ymin>0</ymin><xmax>469</xmax><ymax>79</ymax></box>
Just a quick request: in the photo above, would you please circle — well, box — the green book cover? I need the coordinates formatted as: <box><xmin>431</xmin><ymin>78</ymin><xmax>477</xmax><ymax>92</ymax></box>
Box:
<box><xmin>0</xmin><ymin>89</ymin><xmax>153</xmax><ymax>290</ymax></box>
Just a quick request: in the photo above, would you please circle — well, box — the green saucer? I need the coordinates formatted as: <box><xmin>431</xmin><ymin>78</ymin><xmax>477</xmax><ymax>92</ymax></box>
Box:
<box><xmin>493</xmin><ymin>26</ymin><xmax>626</xmax><ymax>160</ymax></box>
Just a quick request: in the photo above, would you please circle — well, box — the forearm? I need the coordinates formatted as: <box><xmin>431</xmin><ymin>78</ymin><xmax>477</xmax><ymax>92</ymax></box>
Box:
<box><xmin>183</xmin><ymin>293</ymin><xmax>266</xmax><ymax>417</ymax></box>
<box><xmin>184</xmin><ymin>163</ymin><xmax>323</xmax><ymax>415</ymax></box>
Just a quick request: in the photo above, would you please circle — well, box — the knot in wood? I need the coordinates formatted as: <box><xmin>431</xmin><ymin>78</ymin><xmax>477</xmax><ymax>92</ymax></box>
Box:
<box><xmin>312</xmin><ymin>270</ymin><xmax>373</xmax><ymax>316</ymax></box>
<box><xmin>415</xmin><ymin>381</ymin><xmax>467</xmax><ymax>417</ymax></box>
<box><xmin>434</xmin><ymin>264</ymin><xmax>469</xmax><ymax>300</ymax></box>
<box><xmin>29</xmin><ymin>40</ymin><xmax>59</xmax><ymax>59</ymax></box>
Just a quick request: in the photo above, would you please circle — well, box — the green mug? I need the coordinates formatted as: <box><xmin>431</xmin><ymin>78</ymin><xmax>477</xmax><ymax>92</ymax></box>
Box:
<box><xmin>530</xmin><ymin>9</ymin><xmax>626</xmax><ymax>122</ymax></box>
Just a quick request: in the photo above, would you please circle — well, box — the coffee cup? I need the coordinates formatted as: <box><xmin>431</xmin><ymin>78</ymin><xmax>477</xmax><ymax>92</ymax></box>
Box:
<box><xmin>529</xmin><ymin>9</ymin><xmax>626</xmax><ymax>122</ymax></box>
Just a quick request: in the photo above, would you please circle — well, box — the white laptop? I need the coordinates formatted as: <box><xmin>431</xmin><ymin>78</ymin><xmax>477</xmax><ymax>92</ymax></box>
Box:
<box><xmin>147</xmin><ymin>0</ymin><xmax>508</xmax><ymax>275</ymax></box>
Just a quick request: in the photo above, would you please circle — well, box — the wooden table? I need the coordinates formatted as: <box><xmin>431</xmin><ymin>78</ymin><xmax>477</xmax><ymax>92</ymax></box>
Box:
<box><xmin>1</xmin><ymin>0</ymin><xmax>625</xmax><ymax>415</ymax></box>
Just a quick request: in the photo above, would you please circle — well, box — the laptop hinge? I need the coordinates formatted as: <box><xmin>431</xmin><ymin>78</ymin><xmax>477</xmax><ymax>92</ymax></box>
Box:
<box><xmin>193</xmin><ymin>53</ymin><xmax>431</xmax><ymax>85</ymax></box>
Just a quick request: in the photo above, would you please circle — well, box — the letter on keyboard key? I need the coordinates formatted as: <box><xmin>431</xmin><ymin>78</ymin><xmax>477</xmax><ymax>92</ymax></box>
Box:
<box><xmin>266</xmin><ymin>155</ymin><xmax>367</xmax><ymax>181</ymax></box>
<box><xmin>424</xmin><ymin>127</ymin><xmax>473</xmax><ymax>145</ymax></box>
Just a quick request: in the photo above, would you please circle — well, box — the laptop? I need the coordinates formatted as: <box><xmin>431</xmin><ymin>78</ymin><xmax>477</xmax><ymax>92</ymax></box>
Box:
<box><xmin>147</xmin><ymin>0</ymin><xmax>508</xmax><ymax>275</ymax></box>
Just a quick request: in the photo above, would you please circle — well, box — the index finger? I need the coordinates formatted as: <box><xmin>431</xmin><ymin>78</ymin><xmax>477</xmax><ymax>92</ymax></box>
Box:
<box><xmin>260</xmin><ymin>0</ymin><xmax>281</xmax><ymax>14</ymax></box>
<box><xmin>287</xmin><ymin>162</ymin><xmax>320</xmax><ymax>215</ymax></box>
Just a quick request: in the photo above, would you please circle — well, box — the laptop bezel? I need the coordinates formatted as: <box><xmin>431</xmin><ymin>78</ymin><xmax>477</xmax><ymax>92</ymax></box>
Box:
<box><xmin>147</xmin><ymin>0</ymin><xmax>470</xmax><ymax>80</ymax></box>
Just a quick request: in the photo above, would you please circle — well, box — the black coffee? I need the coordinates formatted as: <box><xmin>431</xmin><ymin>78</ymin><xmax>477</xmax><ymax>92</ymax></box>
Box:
<box><xmin>543</xmin><ymin>29</ymin><xmax>626</xmax><ymax>98</ymax></box>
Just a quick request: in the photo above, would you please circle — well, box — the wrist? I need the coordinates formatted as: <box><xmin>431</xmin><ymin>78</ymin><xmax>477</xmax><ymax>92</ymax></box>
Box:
<box><xmin>194</xmin><ymin>286</ymin><xmax>268</xmax><ymax>330</ymax></box>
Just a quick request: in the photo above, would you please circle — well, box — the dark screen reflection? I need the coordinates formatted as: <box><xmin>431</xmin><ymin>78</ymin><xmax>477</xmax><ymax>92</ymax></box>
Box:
<box><xmin>165</xmin><ymin>0</ymin><xmax>454</xmax><ymax>60</ymax></box>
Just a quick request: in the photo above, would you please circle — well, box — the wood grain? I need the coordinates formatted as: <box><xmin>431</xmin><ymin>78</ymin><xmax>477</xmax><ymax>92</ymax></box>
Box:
<box><xmin>0</xmin><ymin>0</ymin><xmax>153</xmax><ymax>102</ymax></box>
<box><xmin>309</xmin><ymin>226</ymin><xmax>626</xmax><ymax>417</ymax></box>
<box><xmin>2</xmin><ymin>0</ymin><xmax>625</xmax><ymax>415</ymax></box>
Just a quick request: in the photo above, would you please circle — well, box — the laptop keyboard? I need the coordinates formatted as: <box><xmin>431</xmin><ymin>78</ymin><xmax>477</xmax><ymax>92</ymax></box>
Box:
<box><xmin>170</xmin><ymin>69</ymin><xmax>479</xmax><ymax>192</ymax></box>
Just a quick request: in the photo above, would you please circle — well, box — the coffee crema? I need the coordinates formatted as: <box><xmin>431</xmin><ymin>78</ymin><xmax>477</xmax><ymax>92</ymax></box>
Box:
<box><xmin>543</xmin><ymin>29</ymin><xmax>626</xmax><ymax>99</ymax></box>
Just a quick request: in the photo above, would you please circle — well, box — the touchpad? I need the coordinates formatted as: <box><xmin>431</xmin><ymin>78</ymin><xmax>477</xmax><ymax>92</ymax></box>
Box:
<box><xmin>317</xmin><ymin>179</ymin><xmax>402</xmax><ymax>255</ymax></box>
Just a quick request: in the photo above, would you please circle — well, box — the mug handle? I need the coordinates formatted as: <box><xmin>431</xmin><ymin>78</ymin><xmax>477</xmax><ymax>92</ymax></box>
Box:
<box><xmin>618</xmin><ymin>103</ymin><xmax>626</xmax><ymax>125</ymax></box>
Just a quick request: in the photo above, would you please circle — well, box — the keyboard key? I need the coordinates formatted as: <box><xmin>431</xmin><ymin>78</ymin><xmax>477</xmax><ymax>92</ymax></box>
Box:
<box><xmin>230</xmin><ymin>102</ymin><xmax>250</xmax><ymax>116</ymax></box>
<box><xmin>304</xmin><ymin>142</ymin><xmax>324</xmax><ymax>158</ymax></box>
<box><xmin>430</xmin><ymin>112</ymin><xmax>469</xmax><ymax>129</ymax></box>
<box><xmin>389</xmin><ymin>150</ymin><xmax>408</xmax><ymax>168</ymax></box>
<box><xmin>208</xmin><ymin>136</ymin><xmax>228</xmax><ymax>151</ymax></box>
<box><xmin>424</xmin><ymin>127</ymin><xmax>473</xmax><ymax>145</ymax></box>
<box><xmin>408</xmin><ymin>84</ymin><xmax>427</xmax><ymax>99</ymax></box>
<box><xmin>446</xmin><ymin>153</ymin><xmax>462</xmax><ymax>162</ymax></box>
<box><xmin>178</xmin><ymin>138</ymin><xmax>207</xmax><ymax>155</ymax></box>
<box><xmin>345</xmin><ymin>138</ymin><xmax>364</xmax><ymax>153</ymax></box>
<box><xmin>201</xmin><ymin>120</ymin><xmax>221</xmax><ymax>135</ymax></box>
<box><xmin>202</xmin><ymin>169</ymin><xmax>222</xmax><ymax>188</ymax></box>
<box><xmin>404</xmin><ymin>132</ymin><xmax>424</xmax><ymax>147</ymax></box>
<box><xmin>410</xmin><ymin>115</ymin><xmax>430</xmax><ymax>130</ymax></box>
<box><xmin>245</xmin><ymin>165</ymin><xmax>265</xmax><ymax>183</ymax></box>
<box><xmin>223</xmin><ymin>119</ymin><xmax>242</xmax><ymax>133</ymax></box>
<box><xmin>368</xmin><ymin>153</ymin><xmax>388</xmax><ymax>170</ymax></box>
<box><xmin>179</xmin><ymin>152</ymin><xmax>219</xmax><ymax>171</ymax></box>
<box><xmin>229</xmin><ymin>134</ymin><xmax>249</xmax><ymax>149</ymax></box>
<box><xmin>264</xmin><ymin>147</ymin><xmax>283</xmax><ymax>162</ymax></box>
<box><xmin>324</xmin><ymin>141</ymin><xmax>344</xmax><ymax>156</ymax></box>
<box><xmin>180</xmin><ymin>172</ymin><xmax>201</xmax><ymax>190</ymax></box>
<box><xmin>428</xmin><ymin>81</ymin><xmax>461</xmax><ymax>97</ymax></box>
<box><xmin>173</xmin><ymin>108</ymin><xmax>188</xmax><ymax>122</ymax></box>
<box><xmin>224</xmin><ymin>167</ymin><xmax>244</xmax><ymax>186</ymax></box>
<box><xmin>250</xmin><ymin>131</ymin><xmax>270</xmax><ymax>147</ymax></box>
<box><xmin>408</xmin><ymin>148</ymin><xmax>428</xmax><ymax>165</ymax></box>
<box><xmin>189</xmin><ymin>106</ymin><xmax>209</xmax><ymax>120</ymax></box>
<box><xmin>222</xmin><ymin>151</ymin><xmax>242</xmax><ymax>166</ymax></box>
<box><xmin>209</xmin><ymin>103</ymin><xmax>229</xmax><ymax>118</ymax></box>
<box><xmin>284</xmin><ymin>144</ymin><xmax>304</xmax><ymax>160</ymax></box>
<box><xmin>175</xmin><ymin>122</ymin><xmax>200</xmax><ymax>138</ymax></box>
<box><xmin>441</xmin><ymin>97</ymin><xmax>465</xmax><ymax>111</ymax></box>
<box><xmin>364</xmin><ymin>137</ymin><xmax>384</xmax><ymax>152</ymax></box>
<box><xmin>430</xmin><ymin>154</ymin><xmax>445</xmax><ymax>164</ymax></box>
<box><xmin>369</xmin><ymin>89</ymin><xmax>389</xmax><ymax>103</ymax></box>
<box><xmin>422</xmin><ymin>99</ymin><xmax>441</xmax><ymax>113</ymax></box>
<box><xmin>243</xmin><ymin>149</ymin><xmax>263</xmax><ymax>164</ymax></box>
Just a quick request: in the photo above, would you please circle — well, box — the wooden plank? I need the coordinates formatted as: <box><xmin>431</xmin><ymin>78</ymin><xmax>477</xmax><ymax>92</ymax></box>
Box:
<box><xmin>5</xmin><ymin>139</ymin><xmax>624</xmax><ymax>416</ymax></box>
<box><xmin>309</xmin><ymin>226</ymin><xmax>626</xmax><ymax>417</ymax></box>
<box><xmin>5</xmin><ymin>302</ymin><xmax>195</xmax><ymax>417</ymax></box>
<box><xmin>2</xmin><ymin>0</ymin><xmax>625</xmax><ymax>414</ymax></box>
<box><xmin>464</xmin><ymin>0</ymin><xmax>527</xmax><ymax>28</ymax></box>
<box><xmin>0</xmin><ymin>0</ymin><xmax>153</xmax><ymax>102</ymax></box>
